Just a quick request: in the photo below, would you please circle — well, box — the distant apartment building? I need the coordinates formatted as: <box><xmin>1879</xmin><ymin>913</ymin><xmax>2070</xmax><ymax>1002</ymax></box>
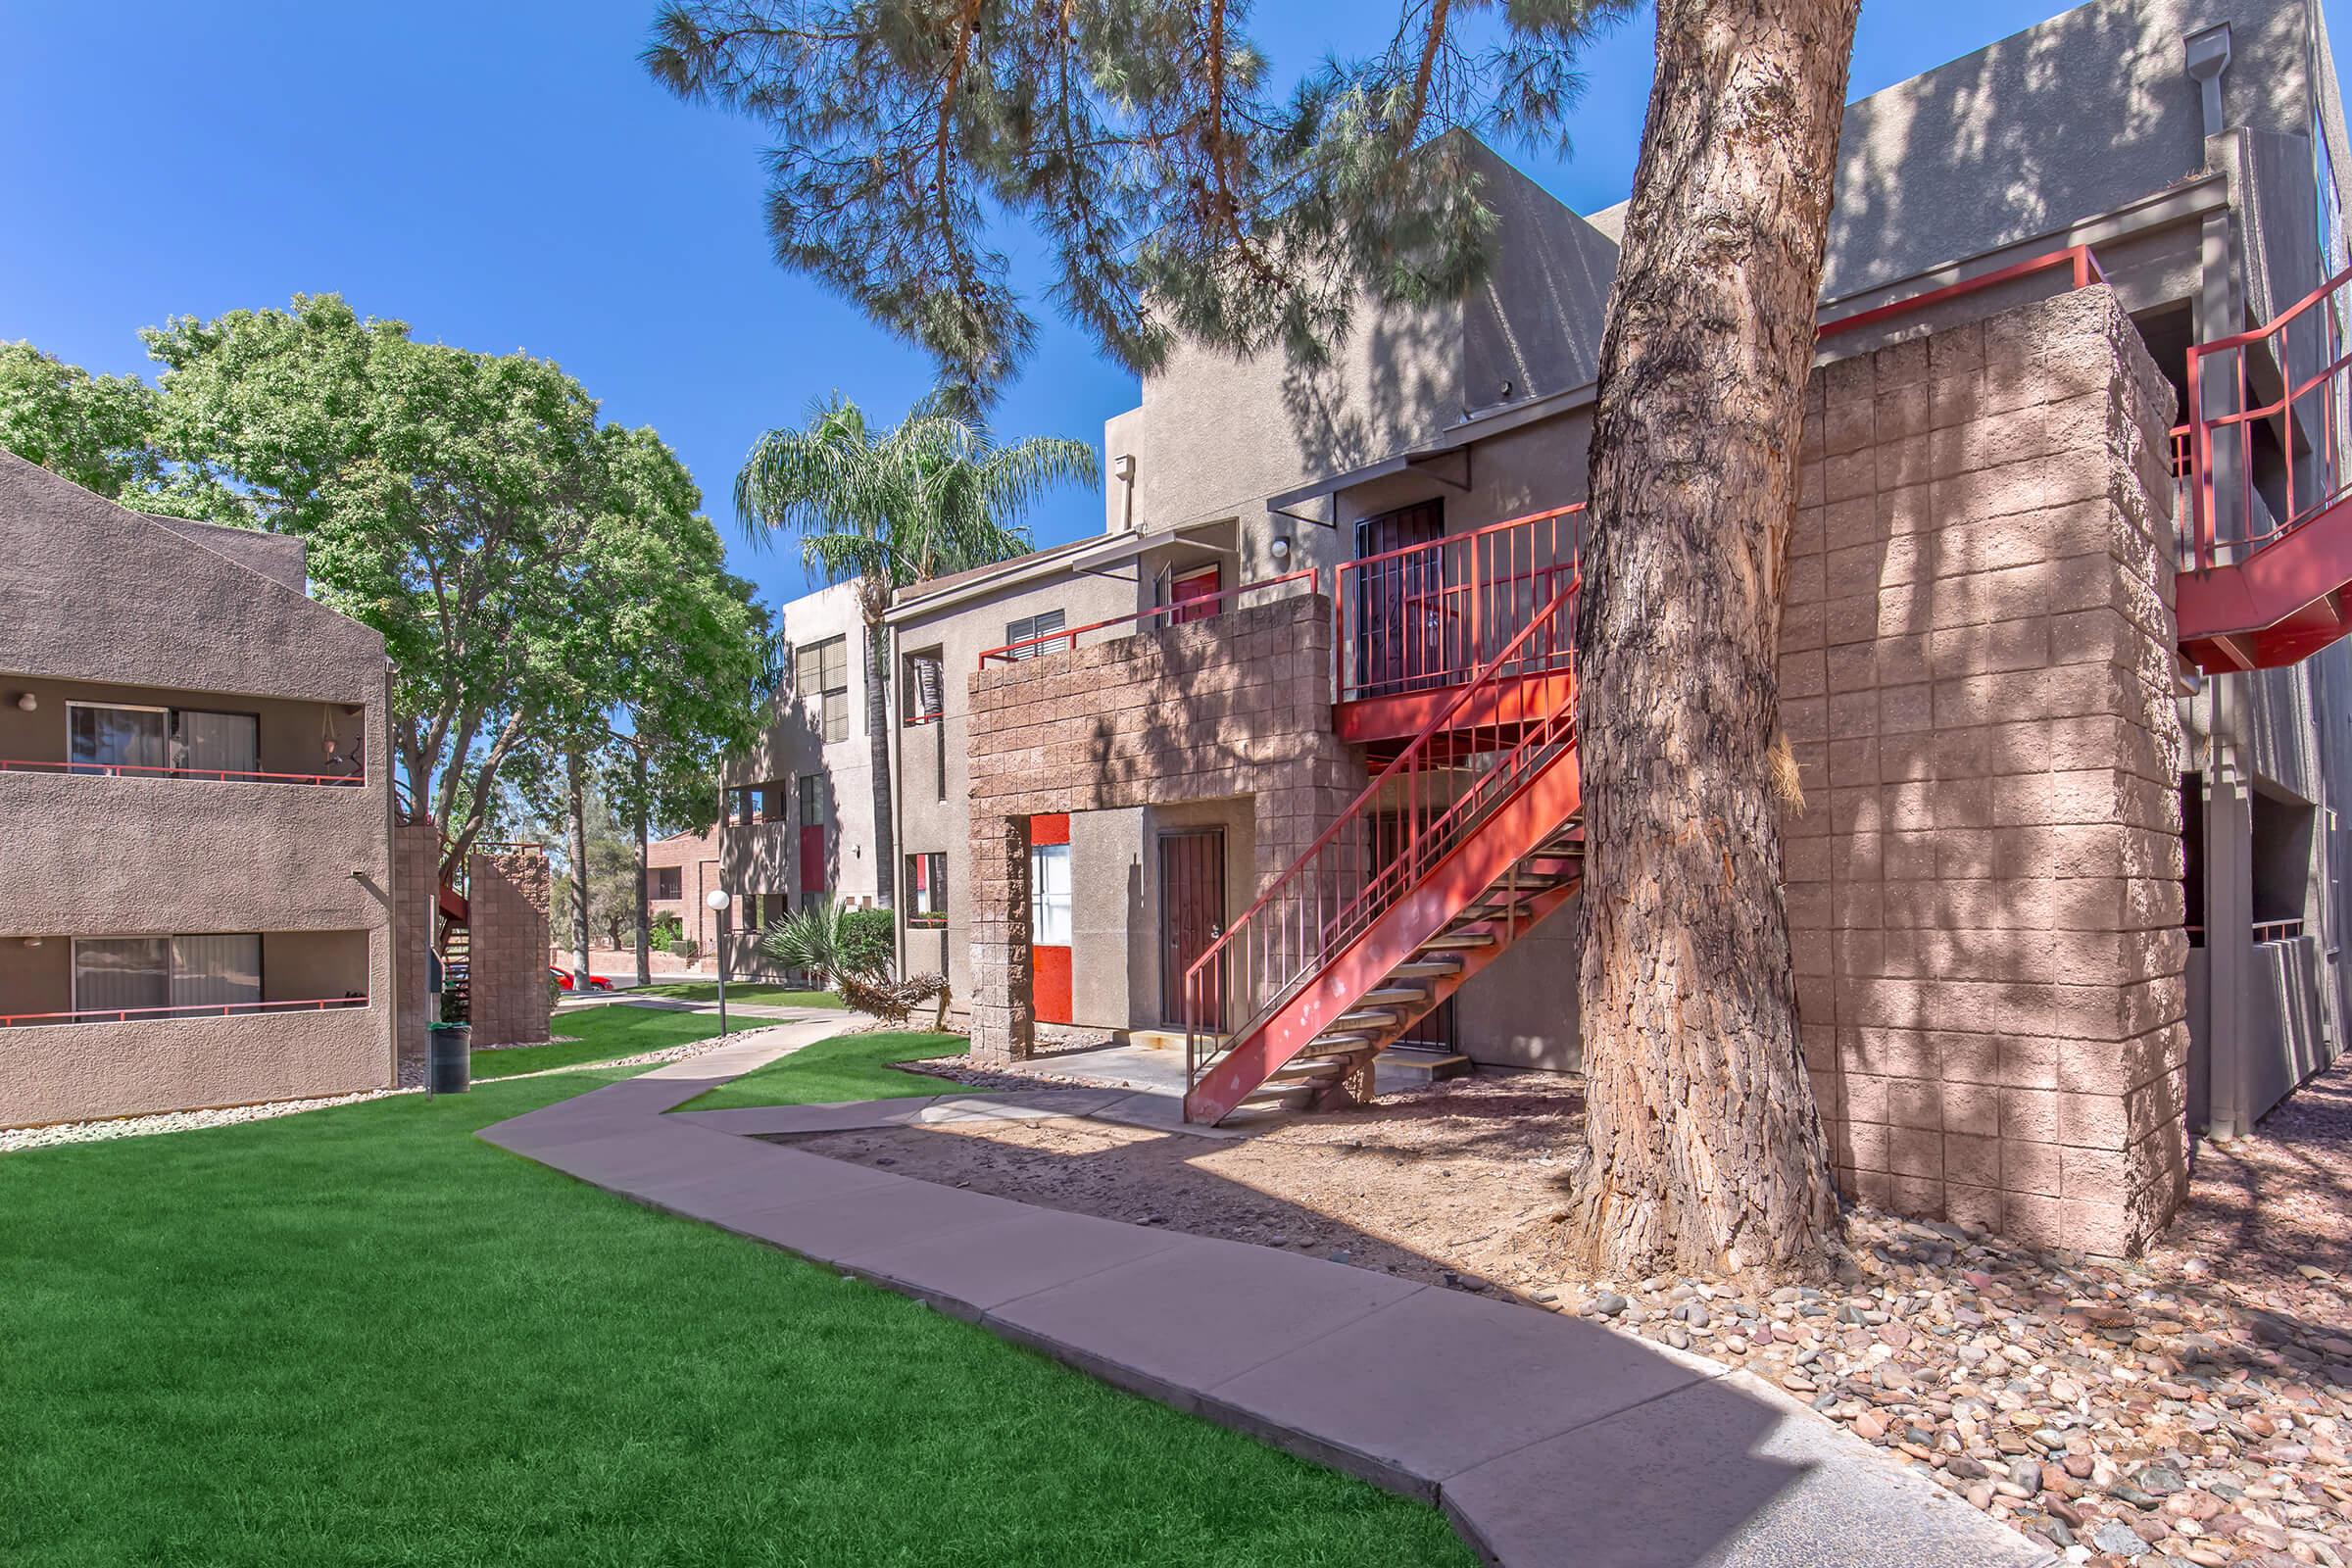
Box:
<box><xmin>742</xmin><ymin>0</ymin><xmax>2352</xmax><ymax>1257</ymax></box>
<box><xmin>717</xmin><ymin>581</ymin><xmax>882</xmax><ymax>975</ymax></box>
<box><xmin>0</xmin><ymin>453</ymin><xmax>398</xmax><ymax>1128</ymax></box>
<box><xmin>645</xmin><ymin>824</ymin><xmax>723</xmax><ymax>960</ymax></box>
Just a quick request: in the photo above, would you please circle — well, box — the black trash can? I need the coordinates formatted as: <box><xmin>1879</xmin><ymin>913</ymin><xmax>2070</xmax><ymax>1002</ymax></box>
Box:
<box><xmin>427</xmin><ymin>1022</ymin><xmax>471</xmax><ymax>1095</ymax></box>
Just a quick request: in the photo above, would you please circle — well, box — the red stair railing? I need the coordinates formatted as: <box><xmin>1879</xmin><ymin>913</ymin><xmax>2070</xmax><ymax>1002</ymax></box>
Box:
<box><xmin>1183</xmin><ymin>570</ymin><xmax>1582</xmax><ymax>1109</ymax></box>
<box><xmin>1334</xmin><ymin>504</ymin><xmax>1583</xmax><ymax>702</ymax></box>
<box><xmin>2184</xmin><ymin>262</ymin><xmax>2352</xmax><ymax>571</ymax></box>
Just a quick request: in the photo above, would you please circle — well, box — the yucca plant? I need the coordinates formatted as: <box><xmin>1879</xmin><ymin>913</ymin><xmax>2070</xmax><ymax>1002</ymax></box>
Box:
<box><xmin>759</xmin><ymin>901</ymin><xmax>849</xmax><ymax>988</ymax></box>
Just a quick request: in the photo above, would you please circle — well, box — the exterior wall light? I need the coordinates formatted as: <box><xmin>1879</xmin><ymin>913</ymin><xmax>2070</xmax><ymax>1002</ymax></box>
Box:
<box><xmin>1269</xmin><ymin>535</ymin><xmax>1293</xmax><ymax>562</ymax></box>
<box><xmin>13</xmin><ymin>692</ymin><xmax>35</xmax><ymax>711</ymax></box>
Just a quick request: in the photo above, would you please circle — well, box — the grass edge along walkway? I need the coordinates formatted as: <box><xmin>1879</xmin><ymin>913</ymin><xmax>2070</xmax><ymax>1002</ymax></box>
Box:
<box><xmin>467</xmin><ymin>1004</ymin><xmax>730</xmax><ymax>1079</ymax></box>
<box><xmin>669</xmin><ymin>1029</ymin><xmax>974</xmax><ymax>1111</ymax></box>
<box><xmin>0</xmin><ymin>1062</ymin><xmax>1472</xmax><ymax>1568</ymax></box>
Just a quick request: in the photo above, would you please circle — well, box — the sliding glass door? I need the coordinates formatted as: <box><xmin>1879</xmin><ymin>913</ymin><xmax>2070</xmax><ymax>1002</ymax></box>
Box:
<box><xmin>72</xmin><ymin>934</ymin><xmax>263</xmax><ymax>1018</ymax></box>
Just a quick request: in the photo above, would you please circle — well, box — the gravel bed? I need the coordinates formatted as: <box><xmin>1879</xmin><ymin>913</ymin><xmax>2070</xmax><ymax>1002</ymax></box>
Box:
<box><xmin>811</xmin><ymin>1055</ymin><xmax>2352</xmax><ymax>1567</ymax></box>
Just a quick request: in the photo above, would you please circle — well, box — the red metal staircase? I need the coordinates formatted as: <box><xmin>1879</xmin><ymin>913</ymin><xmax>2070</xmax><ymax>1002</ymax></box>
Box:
<box><xmin>1183</xmin><ymin>569</ymin><xmax>1585</xmax><ymax>1125</ymax></box>
<box><xmin>2178</xmin><ymin>263</ymin><xmax>2352</xmax><ymax>672</ymax></box>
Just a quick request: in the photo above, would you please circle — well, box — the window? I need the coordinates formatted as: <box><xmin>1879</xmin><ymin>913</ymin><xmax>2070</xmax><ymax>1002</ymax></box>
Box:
<box><xmin>650</xmin><ymin>866</ymin><xmax>683</xmax><ymax>901</ymax></box>
<box><xmin>737</xmin><ymin>894</ymin><xmax>789</xmax><ymax>934</ymax></box>
<box><xmin>799</xmin><ymin>774</ymin><xmax>826</xmax><ymax>827</ymax></box>
<box><xmin>903</xmin><ymin>649</ymin><xmax>945</xmax><ymax>724</ymax></box>
<box><xmin>72</xmin><ymin>934</ymin><xmax>262</xmax><ymax>1018</ymax></box>
<box><xmin>1004</xmin><ymin>609</ymin><xmax>1067</xmax><ymax>661</ymax></box>
<box><xmin>797</xmin><ymin>635</ymin><xmax>851</xmax><ymax>743</ymax></box>
<box><xmin>906</xmin><ymin>853</ymin><xmax>947</xmax><ymax>927</ymax></box>
<box><xmin>1030</xmin><ymin>842</ymin><xmax>1072</xmax><ymax>947</ymax></box>
<box><xmin>67</xmin><ymin>703</ymin><xmax>261</xmax><ymax>777</ymax></box>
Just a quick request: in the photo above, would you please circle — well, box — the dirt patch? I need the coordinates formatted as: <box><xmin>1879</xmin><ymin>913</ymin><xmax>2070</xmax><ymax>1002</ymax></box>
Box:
<box><xmin>803</xmin><ymin>1070</ymin><xmax>1583</xmax><ymax>1293</ymax></box>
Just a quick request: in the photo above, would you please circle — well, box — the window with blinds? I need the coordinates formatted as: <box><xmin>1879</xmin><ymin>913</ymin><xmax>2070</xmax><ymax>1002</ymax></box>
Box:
<box><xmin>903</xmin><ymin>649</ymin><xmax>945</xmax><ymax>724</ymax></box>
<box><xmin>1004</xmin><ymin>610</ymin><xmax>1067</xmax><ymax>661</ymax></box>
<box><xmin>796</xmin><ymin>636</ymin><xmax>851</xmax><ymax>743</ymax></box>
<box><xmin>66</xmin><ymin>704</ymin><xmax>261</xmax><ymax>777</ymax></box>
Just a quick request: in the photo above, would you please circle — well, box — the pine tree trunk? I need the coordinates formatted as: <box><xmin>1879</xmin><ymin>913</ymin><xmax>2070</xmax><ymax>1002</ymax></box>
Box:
<box><xmin>1569</xmin><ymin>0</ymin><xmax>1859</xmax><ymax>1278</ymax></box>
<box><xmin>864</xmin><ymin>613</ymin><xmax>897</xmax><ymax>910</ymax></box>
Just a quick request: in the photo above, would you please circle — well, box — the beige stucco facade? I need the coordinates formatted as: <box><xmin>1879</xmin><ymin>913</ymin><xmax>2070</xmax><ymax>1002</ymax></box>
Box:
<box><xmin>0</xmin><ymin>453</ymin><xmax>398</xmax><ymax>1127</ymax></box>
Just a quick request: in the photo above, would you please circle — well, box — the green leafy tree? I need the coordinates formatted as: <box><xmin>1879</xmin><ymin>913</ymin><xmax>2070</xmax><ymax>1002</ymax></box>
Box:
<box><xmin>131</xmin><ymin>295</ymin><xmax>764</xmax><ymax>886</ymax></box>
<box><xmin>0</xmin><ymin>342</ymin><xmax>162</xmax><ymax>497</ymax></box>
<box><xmin>646</xmin><ymin>1</ymin><xmax>1634</xmax><ymax>395</ymax></box>
<box><xmin>736</xmin><ymin>393</ymin><xmax>1095</xmax><ymax>906</ymax></box>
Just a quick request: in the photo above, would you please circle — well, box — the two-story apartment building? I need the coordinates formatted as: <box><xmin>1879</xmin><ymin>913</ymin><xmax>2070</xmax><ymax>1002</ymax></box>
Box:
<box><xmin>717</xmin><ymin>580</ymin><xmax>882</xmax><ymax>976</ymax></box>
<box><xmin>0</xmin><ymin>453</ymin><xmax>399</xmax><ymax>1128</ymax></box>
<box><xmin>745</xmin><ymin>0</ymin><xmax>2352</xmax><ymax>1257</ymax></box>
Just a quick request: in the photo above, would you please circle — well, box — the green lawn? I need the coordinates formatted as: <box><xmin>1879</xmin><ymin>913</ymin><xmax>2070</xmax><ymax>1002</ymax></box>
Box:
<box><xmin>631</xmin><ymin>981</ymin><xmax>845</xmax><ymax>1008</ymax></box>
<box><xmin>673</xmin><ymin>1030</ymin><xmax>972</xmax><ymax>1112</ymax></box>
<box><xmin>1</xmin><ymin>1064</ymin><xmax>1472</xmax><ymax>1567</ymax></box>
<box><xmin>468</xmin><ymin>1004</ymin><xmax>727</xmax><ymax>1080</ymax></box>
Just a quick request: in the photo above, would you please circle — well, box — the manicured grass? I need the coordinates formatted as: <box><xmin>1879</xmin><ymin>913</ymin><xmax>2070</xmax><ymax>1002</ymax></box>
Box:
<box><xmin>468</xmin><ymin>1004</ymin><xmax>727</xmax><ymax>1080</ymax></box>
<box><xmin>632</xmin><ymin>981</ymin><xmax>845</xmax><ymax>1008</ymax></box>
<box><xmin>673</xmin><ymin>1029</ymin><xmax>972</xmax><ymax>1111</ymax></box>
<box><xmin>1</xmin><ymin>1065</ymin><xmax>1471</xmax><ymax>1567</ymax></box>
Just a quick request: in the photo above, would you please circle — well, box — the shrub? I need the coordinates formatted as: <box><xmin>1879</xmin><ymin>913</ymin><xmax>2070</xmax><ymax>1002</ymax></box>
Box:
<box><xmin>839</xmin><ymin>907</ymin><xmax>896</xmax><ymax>978</ymax></box>
<box><xmin>649</xmin><ymin>912</ymin><xmax>682</xmax><ymax>953</ymax></box>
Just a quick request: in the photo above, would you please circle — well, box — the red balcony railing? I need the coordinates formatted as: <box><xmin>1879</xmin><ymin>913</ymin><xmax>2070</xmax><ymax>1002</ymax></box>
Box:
<box><xmin>0</xmin><ymin>759</ymin><xmax>366</xmax><ymax>786</ymax></box>
<box><xmin>2183</xmin><ymin>261</ymin><xmax>2352</xmax><ymax>572</ymax></box>
<box><xmin>0</xmin><ymin>996</ymin><xmax>368</xmax><ymax>1027</ymax></box>
<box><xmin>1333</xmin><ymin>504</ymin><xmax>1583</xmax><ymax>703</ymax></box>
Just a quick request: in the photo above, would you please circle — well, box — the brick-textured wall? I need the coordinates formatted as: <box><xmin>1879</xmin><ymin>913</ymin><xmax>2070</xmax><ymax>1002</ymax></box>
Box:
<box><xmin>963</xmin><ymin>594</ymin><xmax>1362</xmax><ymax>1061</ymax></box>
<box><xmin>392</xmin><ymin>821</ymin><xmax>440</xmax><ymax>1076</ymax></box>
<box><xmin>1785</xmin><ymin>286</ymin><xmax>2189</xmax><ymax>1255</ymax></box>
<box><xmin>467</xmin><ymin>847</ymin><xmax>553</xmax><ymax>1048</ymax></box>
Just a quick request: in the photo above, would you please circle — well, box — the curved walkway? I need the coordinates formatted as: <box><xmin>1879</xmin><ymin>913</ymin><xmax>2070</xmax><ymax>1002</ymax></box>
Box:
<box><xmin>480</xmin><ymin>1023</ymin><xmax>2049</xmax><ymax>1568</ymax></box>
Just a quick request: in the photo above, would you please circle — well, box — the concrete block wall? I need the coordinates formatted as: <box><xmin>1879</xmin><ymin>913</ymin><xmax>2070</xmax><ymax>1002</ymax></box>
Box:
<box><xmin>466</xmin><ymin>847</ymin><xmax>553</xmax><ymax>1048</ymax></box>
<box><xmin>1784</xmin><ymin>285</ymin><xmax>2190</xmax><ymax>1255</ymax></box>
<box><xmin>963</xmin><ymin>595</ymin><xmax>1362</xmax><ymax>1061</ymax></box>
<box><xmin>392</xmin><ymin>821</ymin><xmax>440</xmax><ymax>1077</ymax></box>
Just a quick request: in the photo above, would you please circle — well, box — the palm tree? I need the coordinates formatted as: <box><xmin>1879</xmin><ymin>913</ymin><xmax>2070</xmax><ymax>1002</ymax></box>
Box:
<box><xmin>735</xmin><ymin>393</ymin><xmax>1097</xmax><ymax>907</ymax></box>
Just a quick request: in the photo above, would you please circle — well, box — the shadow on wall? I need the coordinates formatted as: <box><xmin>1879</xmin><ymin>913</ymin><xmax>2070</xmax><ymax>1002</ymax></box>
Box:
<box><xmin>1787</xmin><ymin>285</ymin><xmax>2191</xmax><ymax>1255</ymax></box>
<box><xmin>1824</xmin><ymin>1</ymin><xmax>2185</xmax><ymax>302</ymax></box>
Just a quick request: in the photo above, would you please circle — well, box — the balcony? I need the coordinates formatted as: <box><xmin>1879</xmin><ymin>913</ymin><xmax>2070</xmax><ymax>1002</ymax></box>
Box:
<box><xmin>0</xmin><ymin>673</ymin><xmax>368</xmax><ymax>785</ymax></box>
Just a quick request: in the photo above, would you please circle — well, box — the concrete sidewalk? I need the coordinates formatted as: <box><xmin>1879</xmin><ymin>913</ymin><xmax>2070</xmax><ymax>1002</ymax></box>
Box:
<box><xmin>480</xmin><ymin>1035</ymin><xmax>2051</xmax><ymax>1568</ymax></box>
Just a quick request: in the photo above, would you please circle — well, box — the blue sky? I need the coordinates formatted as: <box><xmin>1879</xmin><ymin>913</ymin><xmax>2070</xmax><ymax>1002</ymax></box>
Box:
<box><xmin>0</xmin><ymin>2</ymin><xmax>2288</xmax><ymax>612</ymax></box>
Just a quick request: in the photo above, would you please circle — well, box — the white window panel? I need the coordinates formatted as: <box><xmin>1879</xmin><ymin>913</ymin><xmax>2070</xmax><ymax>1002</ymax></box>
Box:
<box><xmin>176</xmin><ymin>710</ymin><xmax>259</xmax><ymax>775</ymax></box>
<box><xmin>73</xmin><ymin>937</ymin><xmax>171</xmax><ymax>1014</ymax></box>
<box><xmin>1030</xmin><ymin>842</ymin><xmax>1072</xmax><ymax>947</ymax></box>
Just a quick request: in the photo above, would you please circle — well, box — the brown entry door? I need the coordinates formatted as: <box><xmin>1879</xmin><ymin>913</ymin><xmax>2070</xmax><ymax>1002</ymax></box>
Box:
<box><xmin>1354</xmin><ymin>500</ymin><xmax>1446</xmax><ymax>695</ymax></box>
<box><xmin>1159</xmin><ymin>829</ymin><xmax>1226</xmax><ymax>1030</ymax></box>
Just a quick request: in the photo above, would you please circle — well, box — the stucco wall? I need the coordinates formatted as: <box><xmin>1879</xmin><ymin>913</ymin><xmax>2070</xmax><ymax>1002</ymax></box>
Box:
<box><xmin>722</xmin><ymin>581</ymin><xmax>881</xmax><ymax>916</ymax></box>
<box><xmin>1783</xmin><ymin>285</ymin><xmax>2191</xmax><ymax>1255</ymax></box>
<box><xmin>0</xmin><ymin>454</ymin><xmax>397</xmax><ymax>1126</ymax></box>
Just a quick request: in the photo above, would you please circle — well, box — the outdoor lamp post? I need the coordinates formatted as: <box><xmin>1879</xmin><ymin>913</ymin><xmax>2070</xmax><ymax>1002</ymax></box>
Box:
<box><xmin>705</xmin><ymin>888</ymin><xmax>732</xmax><ymax>1038</ymax></box>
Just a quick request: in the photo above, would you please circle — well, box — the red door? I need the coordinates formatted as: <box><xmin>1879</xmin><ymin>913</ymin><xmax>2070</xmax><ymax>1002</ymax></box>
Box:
<box><xmin>1354</xmin><ymin>501</ymin><xmax>1447</xmax><ymax>695</ymax></box>
<box><xmin>1171</xmin><ymin>565</ymin><xmax>1222</xmax><ymax>624</ymax></box>
<box><xmin>1031</xmin><ymin>813</ymin><xmax>1073</xmax><ymax>1025</ymax></box>
<box><xmin>1158</xmin><ymin>829</ymin><xmax>1226</xmax><ymax>1030</ymax></box>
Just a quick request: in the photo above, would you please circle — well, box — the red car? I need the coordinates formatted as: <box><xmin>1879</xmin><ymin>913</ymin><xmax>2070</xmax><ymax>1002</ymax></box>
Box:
<box><xmin>550</xmin><ymin>967</ymin><xmax>614</xmax><ymax>993</ymax></box>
